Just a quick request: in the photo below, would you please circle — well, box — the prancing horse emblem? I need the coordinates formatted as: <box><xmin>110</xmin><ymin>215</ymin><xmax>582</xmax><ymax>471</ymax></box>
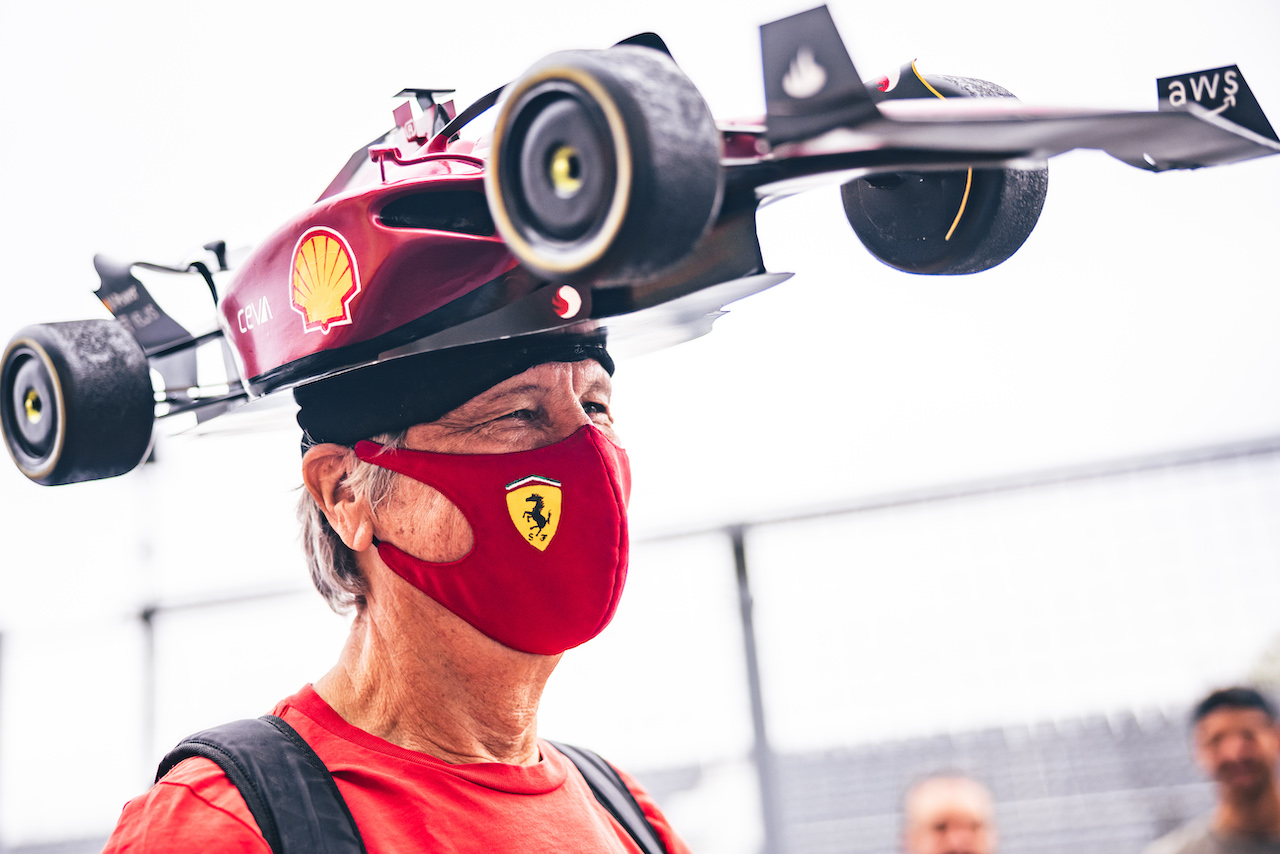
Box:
<box><xmin>505</xmin><ymin>476</ymin><xmax>562</xmax><ymax>551</ymax></box>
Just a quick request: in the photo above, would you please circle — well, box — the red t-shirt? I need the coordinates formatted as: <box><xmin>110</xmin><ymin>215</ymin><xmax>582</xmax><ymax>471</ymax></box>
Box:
<box><xmin>103</xmin><ymin>685</ymin><xmax>691</xmax><ymax>854</ymax></box>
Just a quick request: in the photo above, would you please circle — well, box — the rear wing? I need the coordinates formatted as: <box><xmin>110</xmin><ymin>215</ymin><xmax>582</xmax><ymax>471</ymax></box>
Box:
<box><xmin>757</xmin><ymin>5</ymin><xmax>1279</xmax><ymax>174</ymax></box>
<box><xmin>1158</xmin><ymin>65</ymin><xmax>1278</xmax><ymax>142</ymax></box>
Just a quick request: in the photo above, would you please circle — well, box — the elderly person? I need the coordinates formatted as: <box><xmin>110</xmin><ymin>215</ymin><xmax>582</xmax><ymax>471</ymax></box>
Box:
<box><xmin>103</xmin><ymin>333</ymin><xmax>687</xmax><ymax>854</ymax></box>
<box><xmin>902</xmin><ymin>774</ymin><xmax>998</xmax><ymax>854</ymax></box>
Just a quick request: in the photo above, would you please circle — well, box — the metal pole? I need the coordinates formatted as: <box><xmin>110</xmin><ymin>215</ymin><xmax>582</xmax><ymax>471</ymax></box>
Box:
<box><xmin>140</xmin><ymin>605</ymin><xmax>156</xmax><ymax>777</ymax></box>
<box><xmin>731</xmin><ymin>526</ymin><xmax>785</xmax><ymax>854</ymax></box>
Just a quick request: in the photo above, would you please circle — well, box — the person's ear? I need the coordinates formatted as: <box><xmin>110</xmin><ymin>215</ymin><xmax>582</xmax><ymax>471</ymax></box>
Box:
<box><xmin>302</xmin><ymin>443</ymin><xmax>375</xmax><ymax>552</ymax></box>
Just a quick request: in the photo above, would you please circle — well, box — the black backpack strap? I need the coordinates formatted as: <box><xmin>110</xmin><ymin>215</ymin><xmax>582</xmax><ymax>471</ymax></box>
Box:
<box><xmin>549</xmin><ymin>741</ymin><xmax>670</xmax><ymax>854</ymax></box>
<box><xmin>156</xmin><ymin>715</ymin><xmax>366</xmax><ymax>854</ymax></box>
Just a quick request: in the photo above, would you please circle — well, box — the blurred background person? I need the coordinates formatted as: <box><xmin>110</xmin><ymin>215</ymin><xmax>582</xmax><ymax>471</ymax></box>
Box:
<box><xmin>902</xmin><ymin>773</ymin><xmax>997</xmax><ymax>854</ymax></box>
<box><xmin>1145</xmin><ymin>686</ymin><xmax>1280</xmax><ymax>854</ymax></box>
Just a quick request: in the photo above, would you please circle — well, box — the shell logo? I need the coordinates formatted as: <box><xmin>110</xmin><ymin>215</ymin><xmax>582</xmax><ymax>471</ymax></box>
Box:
<box><xmin>289</xmin><ymin>227</ymin><xmax>362</xmax><ymax>334</ymax></box>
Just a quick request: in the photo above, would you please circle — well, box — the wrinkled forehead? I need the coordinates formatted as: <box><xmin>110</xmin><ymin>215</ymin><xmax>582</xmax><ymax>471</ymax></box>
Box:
<box><xmin>471</xmin><ymin>358</ymin><xmax>612</xmax><ymax>399</ymax></box>
<box><xmin>906</xmin><ymin>778</ymin><xmax>995</xmax><ymax>825</ymax></box>
<box><xmin>429</xmin><ymin>359</ymin><xmax>613</xmax><ymax>422</ymax></box>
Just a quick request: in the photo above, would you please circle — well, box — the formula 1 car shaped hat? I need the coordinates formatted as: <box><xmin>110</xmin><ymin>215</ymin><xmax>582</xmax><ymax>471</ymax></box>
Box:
<box><xmin>4</xmin><ymin>6</ymin><xmax>1276</xmax><ymax>484</ymax></box>
<box><xmin>4</xmin><ymin>35</ymin><xmax>778</xmax><ymax>484</ymax></box>
<box><xmin>241</xmin><ymin>34</ymin><xmax>779</xmax><ymax>447</ymax></box>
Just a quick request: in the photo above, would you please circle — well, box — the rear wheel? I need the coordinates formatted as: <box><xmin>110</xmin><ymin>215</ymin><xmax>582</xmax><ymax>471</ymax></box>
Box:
<box><xmin>841</xmin><ymin>74</ymin><xmax>1049</xmax><ymax>275</ymax></box>
<box><xmin>1</xmin><ymin>320</ymin><xmax>154</xmax><ymax>485</ymax></box>
<box><xmin>486</xmin><ymin>45</ymin><xmax>723</xmax><ymax>286</ymax></box>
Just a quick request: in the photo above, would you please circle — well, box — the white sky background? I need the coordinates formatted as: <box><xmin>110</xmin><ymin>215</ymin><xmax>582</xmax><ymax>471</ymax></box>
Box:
<box><xmin>1</xmin><ymin>0</ymin><xmax>1279</xmax><ymax>846</ymax></box>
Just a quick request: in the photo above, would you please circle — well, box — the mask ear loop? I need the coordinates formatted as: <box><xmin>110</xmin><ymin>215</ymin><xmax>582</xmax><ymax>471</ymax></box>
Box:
<box><xmin>357</xmin><ymin>442</ymin><xmax>482</xmax><ymax>567</ymax></box>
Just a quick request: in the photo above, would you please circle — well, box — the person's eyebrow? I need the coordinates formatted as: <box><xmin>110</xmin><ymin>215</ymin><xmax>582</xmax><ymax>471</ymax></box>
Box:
<box><xmin>480</xmin><ymin>384</ymin><xmax>547</xmax><ymax>404</ymax></box>
<box><xmin>459</xmin><ymin>384</ymin><xmax>549</xmax><ymax>416</ymax></box>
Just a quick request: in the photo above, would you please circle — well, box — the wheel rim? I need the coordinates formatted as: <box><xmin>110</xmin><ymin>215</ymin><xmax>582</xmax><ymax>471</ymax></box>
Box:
<box><xmin>1</xmin><ymin>339</ymin><xmax>65</xmax><ymax>479</ymax></box>
<box><xmin>487</xmin><ymin>63</ymin><xmax>633</xmax><ymax>276</ymax></box>
<box><xmin>512</xmin><ymin>84</ymin><xmax>617</xmax><ymax>242</ymax></box>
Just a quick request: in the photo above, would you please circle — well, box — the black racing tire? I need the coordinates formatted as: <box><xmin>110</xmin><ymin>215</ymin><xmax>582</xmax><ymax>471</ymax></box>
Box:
<box><xmin>1</xmin><ymin>320</ymin><xmax>154</xmax><ymax>485</ymax></box>
<box><xmin>486</xmin><ymin>45</ymin><xmax>723</xmax><ymax>286</ymax></box>
<box><xmin>841</xmin><ymin>75</ymin><xmax>1049</xmax><ymax>275</ymax></box>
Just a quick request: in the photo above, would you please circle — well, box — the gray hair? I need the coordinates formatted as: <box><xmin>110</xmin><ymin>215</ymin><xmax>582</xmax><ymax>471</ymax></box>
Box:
<box><xmin>297</xmin><ymin>430</ymin><xmax>409</xmax><ymax>613</ymax></box>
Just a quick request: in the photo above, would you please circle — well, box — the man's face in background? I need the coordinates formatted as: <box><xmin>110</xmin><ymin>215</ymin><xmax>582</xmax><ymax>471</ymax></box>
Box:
<box><xmin>1195</xmin><ymin>707</ymin><xmax>1280</xmax><ymax>802</ymax></box>
<box><xmin>903</xmin><ymin>777</ymin><xmax>997</xmax><ymax>854</ymax></box>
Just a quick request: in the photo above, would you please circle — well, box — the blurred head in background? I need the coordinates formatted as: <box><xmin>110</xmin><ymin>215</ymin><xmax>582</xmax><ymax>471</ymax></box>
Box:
<box><xmin>1192</xmin><ymin>687</ymin><xmax>1280</xmax><ymax>813</ymax></box>
<box><xmin>902</xmin><ymin>774</ymin><xmax>997</xmax><ymax>854</ymax></box>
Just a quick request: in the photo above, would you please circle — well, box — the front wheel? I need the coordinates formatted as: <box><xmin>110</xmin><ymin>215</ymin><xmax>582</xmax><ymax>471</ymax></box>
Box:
<box><xmin>1</xmin><ymin>320</ymin><xmax>154</xmax><ymax>485</ymax></box>
<box><xmin>486</xmin><ymin>45</ymin><xmax>723</xmax><ymax>286</ymax></box>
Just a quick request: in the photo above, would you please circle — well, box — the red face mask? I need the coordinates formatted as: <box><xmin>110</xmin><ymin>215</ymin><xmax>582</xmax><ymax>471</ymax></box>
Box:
<box><xmin>354</xmin><ymin>425</ymin><xmax>631</xmax><ymax>655</ymax></box>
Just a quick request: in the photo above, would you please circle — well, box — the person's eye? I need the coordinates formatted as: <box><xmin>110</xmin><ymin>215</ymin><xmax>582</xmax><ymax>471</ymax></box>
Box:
<box><xmin>502</xmin><ymin>408</ymin><xmax>539</xmax><ymax>422</ymax></box>
<box><xmin>583</xmin><ymin>401</ymin><xmax>610</xmax><ymax>416</ymax></box>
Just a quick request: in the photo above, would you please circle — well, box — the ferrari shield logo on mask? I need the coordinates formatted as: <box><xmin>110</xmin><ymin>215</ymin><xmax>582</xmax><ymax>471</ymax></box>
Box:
<box><xmin>505</xmin><ymin>475</ymin><xmax>562</xmax><ymax>551</ymax></box>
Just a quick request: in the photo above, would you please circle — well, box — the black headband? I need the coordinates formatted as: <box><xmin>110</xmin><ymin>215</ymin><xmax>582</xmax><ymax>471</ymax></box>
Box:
<box><xmin>294</xmin><ymin>334</ymin><xmax>613</xmax><ymax>449</ymax></box>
